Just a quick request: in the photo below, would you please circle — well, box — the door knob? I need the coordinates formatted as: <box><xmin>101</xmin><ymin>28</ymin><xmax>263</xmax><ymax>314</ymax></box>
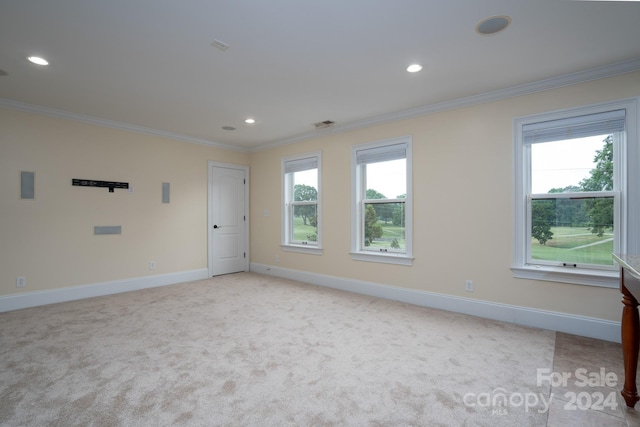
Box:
<box><xmin>213</xmin><ymin>224</ymin><xmax>219</xmax><ymax>229</ymax></box>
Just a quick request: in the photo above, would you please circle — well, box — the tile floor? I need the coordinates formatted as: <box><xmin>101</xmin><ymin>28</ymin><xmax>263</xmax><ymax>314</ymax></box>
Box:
<box><xmin>548</xmin><ymin>333</ymin><xmax>640</xmax><ymax>426</ymax></box>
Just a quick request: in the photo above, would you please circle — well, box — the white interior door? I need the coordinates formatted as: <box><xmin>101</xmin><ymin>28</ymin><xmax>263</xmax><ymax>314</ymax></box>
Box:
<box><xmin>209</xmin><ymin>163</ymin><xmax>247</xmax><ymax>276</ymax></box>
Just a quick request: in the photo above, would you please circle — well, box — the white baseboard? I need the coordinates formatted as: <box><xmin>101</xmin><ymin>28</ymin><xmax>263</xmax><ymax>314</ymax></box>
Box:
<box><xmin>0</xmin><ymin>269</ymin><xmax>209</xmax><ymax>313</ymax></box>
<box><xmin>250</xmin><ymin>263</ymin><xmax>621</xmax><ymax>343</ymax></box>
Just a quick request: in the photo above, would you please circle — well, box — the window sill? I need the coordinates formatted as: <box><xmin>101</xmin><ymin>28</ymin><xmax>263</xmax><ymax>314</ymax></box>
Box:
<box><xmin>350</xmin><ymin>251</ymin><xmax>413</xmax><ymax>266</ymax></box>
<box><xmin>511</xmin><ymin>265</ymin><xmax>619</xmax><ymax>288</ymax></box>
<box><xmin>281</xmin><ymin>244</ymin><xmax>323</xmax><ymax>256</ymax></box>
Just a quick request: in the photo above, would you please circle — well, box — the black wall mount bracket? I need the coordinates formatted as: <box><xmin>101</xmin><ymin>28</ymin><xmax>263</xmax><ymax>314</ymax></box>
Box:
<box><xmin>72</xmin><ymin>179</ymin><xmax>129</xmax><ymax>193</ymax></box>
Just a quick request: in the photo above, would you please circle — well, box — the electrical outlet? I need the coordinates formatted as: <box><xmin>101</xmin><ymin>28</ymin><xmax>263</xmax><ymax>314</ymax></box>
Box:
<box><xmin>16</xmin><ymin>276</ymin><xmax>26</xmax><ymax>288</ymax></box>
<box><xmin>274</xmin><ymin>255</ymin><xmax>280</xmax><ymax>262</ymax></box>
<box><xmin>465</xmin><ymin>280</ymin><xmax>474</xmax><ymax>292</ymax></box>
<box><xmin>149</xmin><ymin>261</ymin><xmax>156</xmax><ymax>270</ymax></box>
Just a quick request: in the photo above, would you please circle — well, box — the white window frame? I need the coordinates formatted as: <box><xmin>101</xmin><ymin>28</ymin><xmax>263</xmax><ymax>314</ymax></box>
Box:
<box><xmin>281</xmin><ymin>151</ymin><xmax>322</xmax><ymax>255</ymax></box>
<box><xmin>513</xmin><ymin>98</ymin><xmax>639</xmax><ymax>287</ymax></box>
<box><xmin>351</xmin><ymin>136</ymin><xmax>413</xmax><ymax>265</ymax></box>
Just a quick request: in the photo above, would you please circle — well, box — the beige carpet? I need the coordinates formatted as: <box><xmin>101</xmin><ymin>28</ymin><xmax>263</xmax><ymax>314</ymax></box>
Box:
<box><xmin>1</xmin><ymin>273</ymin><xmax>555</xmax><ymax>426</ymax></box>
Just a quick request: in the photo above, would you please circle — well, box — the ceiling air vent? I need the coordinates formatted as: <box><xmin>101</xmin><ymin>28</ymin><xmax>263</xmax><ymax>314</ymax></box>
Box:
<box><xmin>211</xmin><ymin>39</ymin><xmax>230</xmax><ymax>51</ymax></box>
<box><xmin>313</xmin><ymin>120</ymin><xmax>335</xmax><ymax>129</ymax></box>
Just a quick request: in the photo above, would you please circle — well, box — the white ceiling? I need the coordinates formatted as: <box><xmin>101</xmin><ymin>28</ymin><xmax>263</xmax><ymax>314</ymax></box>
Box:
<box><xmin>1</xmin><ymin>1</ymin><xmax>640</xmax><ymax>151</ymax></box>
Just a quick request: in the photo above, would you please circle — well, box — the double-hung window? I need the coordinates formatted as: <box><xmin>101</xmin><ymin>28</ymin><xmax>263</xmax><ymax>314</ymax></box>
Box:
<box><xmin>282</xmin><ymin>152</ymin><xmax>322</xmax><ymax>254</ymax></box>
<box><xmin>513</xmin><ymin>99</ymin><xmax>638</xmax><ymax>287</ymax></box>
<box><xmin>351</xmin><ymin>136</ymin><xmax>413</xmax><ymax>265</ymax></box>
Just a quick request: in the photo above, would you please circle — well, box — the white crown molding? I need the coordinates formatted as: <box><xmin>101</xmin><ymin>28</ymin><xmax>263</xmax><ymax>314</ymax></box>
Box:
<box><xmin>0</xmin><ymin>268</ymin><xmax>209</xmax><ymax>312</ymax></box>
<box><xmin>254</xmin><ymin>57</ymin><xmax>640</xmax><ymax>152</ymax></box>
<box><xmin>250</xmin><ymin>262</ymin><xmax>621</xmax><ymax>343</ymax></box>
<box><xmin>0</xmin><ymin>98</ymin><xmax>249</xmax><ymax>153</ymax></box>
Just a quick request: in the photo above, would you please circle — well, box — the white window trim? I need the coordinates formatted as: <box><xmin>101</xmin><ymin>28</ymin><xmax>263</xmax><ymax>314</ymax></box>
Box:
<box><xmin>512</xmin><ymin>98</ymin><xmax>639</xmax><ymax>287</ymax></box>
<box><xmin>351</xmin><ymin>136</ymin><xmax>413</xmax><ymax>265</ymax></box>
<box><xmin>281</xmin><ymin>151</ymin><xmax>322</xmax><ymax>255</ymax></box>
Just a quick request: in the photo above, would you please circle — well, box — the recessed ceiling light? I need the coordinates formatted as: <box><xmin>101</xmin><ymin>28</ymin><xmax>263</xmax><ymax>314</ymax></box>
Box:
<box><xmin>222</xmin><ymin>126</ymin><xmax>236</xmax><ymax>131</ymax></box>
<box><xmin>27</xmin><ymin>56</ymin><xmax>49</xmax><ymax>66</ymax></box>
<box><xmin>244</xmin><ymin>118</ymin><xmax>256</xmax><ymax>124</ymax></box>
<box><xmin>476</xmin><ymin>16</ymin><xmax>511</xmax><ymax>35</ymax></box>
<box><xmin>406</xmin><ymin>64</ymin><xmax>422</xmax><ymax>73</ymax></box>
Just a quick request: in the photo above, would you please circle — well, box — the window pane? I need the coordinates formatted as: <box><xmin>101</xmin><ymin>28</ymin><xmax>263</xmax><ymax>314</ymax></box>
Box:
<box><xmin>531</xmin><ymin>134</ymin><xmax>613</xmax><ymax>194</ymax></box>
<box><xmin>365</xmin><ymin>159</ymin><xmax>406</xmax><ymax>199</ymax></box>
<box><xmin>530</xmin><ymin>197</ymin><xmax>614</xmax><ymax>266</ymax></box>
<box><xmin>363</xmin><ymin>202</ymin><xmax>405</xmax><ymax>251</ymax></box>
<box><xmin>292</xmin><ymin>204</ymin><xmax>317</xmax><ymax>243</ymax></box>
<box><xmin>293</xmin><ymin>169</ymin><xmax>317</xmax><ymax>201</ymax></box>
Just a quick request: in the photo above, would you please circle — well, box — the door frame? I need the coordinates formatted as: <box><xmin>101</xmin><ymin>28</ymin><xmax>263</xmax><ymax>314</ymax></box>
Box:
<box><xmin>207</xmin><ymin>161</ymin><xmax>250</xmax><ymax>277</ymax></box>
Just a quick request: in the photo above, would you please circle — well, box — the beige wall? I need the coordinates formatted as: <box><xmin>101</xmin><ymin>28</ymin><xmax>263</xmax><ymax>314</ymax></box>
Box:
<box><xmin>2</xmin><ymin>71</ymin><xmax>639</xmax><ymax>323</ymax></box>
<box><xmin>250</xmin><ymin>71</ymin><xmax>640</xmax><ymax>322</ymax></box>
<box><xmin>0</xmin><ymin>108</ymin><xmax>249</xmax><ymax>296</ymax></box>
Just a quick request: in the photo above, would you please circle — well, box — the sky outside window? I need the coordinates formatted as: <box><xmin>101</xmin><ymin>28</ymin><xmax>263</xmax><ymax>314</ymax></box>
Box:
<box><xmin>531</xmin><ymin>135</ymin><xmax>608</xmax><ymax>194</ymax></box>
<box><xmin>366</xmin><ymin>159</ymin><xmax>406</xmax><ymax>198</ymax></box>
<box><xmin>293</xmin><ymin>169</ymin><xmax>317</xmax><ymax>189</ymax></box>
